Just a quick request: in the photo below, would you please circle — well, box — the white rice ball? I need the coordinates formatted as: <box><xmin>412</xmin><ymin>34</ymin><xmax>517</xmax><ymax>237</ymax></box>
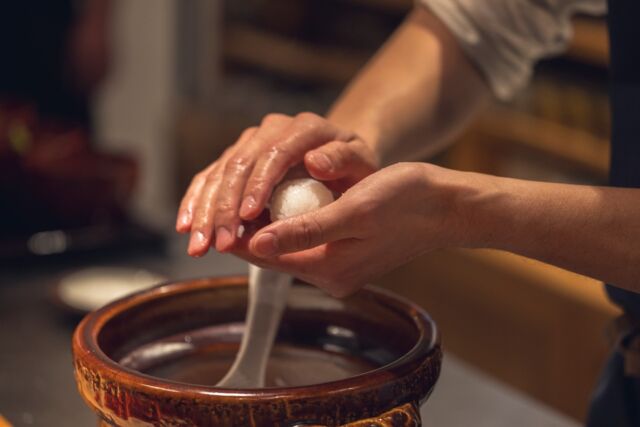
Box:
<box><xmin>270</xmin><ymin>178</ymin><xmax>334</xmax><ymax>221</ymax></box>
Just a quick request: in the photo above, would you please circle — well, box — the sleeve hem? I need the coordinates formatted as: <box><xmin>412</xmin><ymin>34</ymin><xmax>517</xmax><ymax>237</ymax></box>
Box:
<box><xmin>418</xmin><ymin>0</ymin><xmax>530</xmax><ymax>101</ymax></box>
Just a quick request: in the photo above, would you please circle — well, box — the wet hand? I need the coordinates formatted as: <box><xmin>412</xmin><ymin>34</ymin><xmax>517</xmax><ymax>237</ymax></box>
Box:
<box><xmin>176</xmin><ymin>112</ymin><xmax>379</xmax><ymax>257</ymax></box>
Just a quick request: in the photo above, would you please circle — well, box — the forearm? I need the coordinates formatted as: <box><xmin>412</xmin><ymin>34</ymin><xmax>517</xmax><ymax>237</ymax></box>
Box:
<box><xmin>459</xmin><ymin>173</ymin><xmax>640</xmax><ymax>293</ymax></box>
<box><xmin>327</xmin><ymin>7</ymin><xmax>490</xmax><ymax>164</ymax></box>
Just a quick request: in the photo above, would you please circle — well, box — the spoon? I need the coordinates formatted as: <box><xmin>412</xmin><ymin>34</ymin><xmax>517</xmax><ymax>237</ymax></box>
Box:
<box><xmin>216</xmin><ymin>265</ymin><xmax>291</xmax><ymax>388</ymax></box>
<box><xmin>216</xmin><ymin>177</ymin><xmax>334</xmax><ymax>389</ymax></box>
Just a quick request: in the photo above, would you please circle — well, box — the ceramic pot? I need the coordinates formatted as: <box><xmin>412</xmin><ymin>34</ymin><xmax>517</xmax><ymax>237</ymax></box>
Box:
<box><xmin>72</xmin><ymin>276</ymin><xmax>441</xmax><ymax>426</ymax></box>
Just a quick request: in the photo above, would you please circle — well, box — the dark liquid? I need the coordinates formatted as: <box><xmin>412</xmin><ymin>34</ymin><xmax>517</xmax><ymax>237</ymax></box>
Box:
<box><xmin>119</xmin><ymin>323</ymin><xmax>380</xmax><ymax>388</ymax></box>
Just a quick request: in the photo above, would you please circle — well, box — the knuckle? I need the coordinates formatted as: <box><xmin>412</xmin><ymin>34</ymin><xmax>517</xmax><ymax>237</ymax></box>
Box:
<box><xmin>295</xmin><ymin>112</ymin><xmax>326</xmax><ymax>131</ymax></box>
<box><xmin>191</xmin><ymin>210</ymin><xmax>210</xmax><ymax>229</ymax></box>
<box><xmin>224</xmin><ymin>155</ymin><xmax>253</xmax><ymax>174</ymax></box>
<box><xmin>295</xmin><ymin>111</ymin><xmax>321</xmax><ymax>124</ymax></box>
<box><xmin>220</xmin><ymin>145</ymin><xmax>236</xmax><ymax>160</ymax></box>
<box><xmin>191</xmin><ymin>172</ymin><xmax>206</xmax><ymax>187</ymax></box>
<box><xmin>269</xmin><ymin>144</ymin><xmax>295</xmax><ymax>163</ymax></box>
<box><xmin>294</xmin><ymin>215</ymin><xmax>324</xmax><ymax>250</ymax></box>
<box><xmin>190</xmin><ymin>212</ymin><xmax>209</xmax><ymax>230</ymax></box>
<box><xmin>239</xmin><ymin>126</ymin><xmax>258</xmax><ymax>141</ymax></box>
<box><xmin>355</xmin><ymin>201</ymin><xmax>375</xmax><ymax>222</ymax></box>
<box><xmin>294</xmin><ymin>112</ymin><xmax>332</xmax><ymax>138</ymax></box>
<box><xmin>246</xmin><ymin>175</ymin><xmax>270</xmax><ymax>193</ymax></box>
<box><xmin>341</xmin><ymin>142</ymin><xmax>358</xmax><ymax>160</ymax></box>
<box><xmin>229</xmin><ymin>154</ymin><xmax>252</xmax><ymax>168</ymax></box>
<box><xmin>204</xmin><ymin>172</ymin><xmax>221</xmax><ymax>185</ymax></box>
<box><xmin>262</xmin><ymin>113</ymin><xmax>289</xmax><ymax>125</ymax></box>
<box><xmin>328</xmin><ymin>144</ymin><xmax>350</xmax><ymax>167</ymax></box>
<box><xmin>215</xmin><ymin>198</ymin><xmax>235</xmax><ymax>215</ymax></box>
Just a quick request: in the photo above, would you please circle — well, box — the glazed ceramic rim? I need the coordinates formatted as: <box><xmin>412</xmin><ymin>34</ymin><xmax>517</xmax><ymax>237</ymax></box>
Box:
<box><xmin>73</xmin><ymin>275</ymin><xmax>440</xmax><ymax>401</ymax></box>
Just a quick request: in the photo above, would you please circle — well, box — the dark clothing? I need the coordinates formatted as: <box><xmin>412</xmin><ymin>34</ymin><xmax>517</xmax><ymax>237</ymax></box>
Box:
<box><xmin>588</xmin><ymin>351</ymin><xmax>640</xmax><ymax>427</ymax></box>
<box><xmin>0</xmin><ymin>1</ymin><xmax>89</xmax><ymax>123</ymax></box>
<box><xmin>587</xmin><ymin>0</ymin><xmax>640</xmax><ymax>425</ymax></box>
<box><xmin>605</xmin><ymin>0</ymin><xmax>640</xmax><ymax>317</ymax></box>
<box><xmin>603</xmin><ymin>0</ymin><xmax>640</xmax><ymax>335</ymax></box>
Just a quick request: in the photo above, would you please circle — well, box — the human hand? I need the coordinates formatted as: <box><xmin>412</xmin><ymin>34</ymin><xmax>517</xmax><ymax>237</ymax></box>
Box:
<box><xmin>176</xmin><ymin>112</ymin><xmax>379</xmax><ymax>257</ymax></box>
<box><xmin>233</xmin><ymin>162</ymin><xmax>477</xmax><ymax>297</ymax></box>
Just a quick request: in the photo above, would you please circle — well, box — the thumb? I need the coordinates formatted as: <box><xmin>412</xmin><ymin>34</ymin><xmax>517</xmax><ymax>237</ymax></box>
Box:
<box><xmin>304</xmin><ymin>140</ymin><xmax>377</xmax><ymax>185</ymax></box>
<box><xmin>250</xmin><ymin>200</ymin><xmax>353</xmax><ymax>258</ymax></box>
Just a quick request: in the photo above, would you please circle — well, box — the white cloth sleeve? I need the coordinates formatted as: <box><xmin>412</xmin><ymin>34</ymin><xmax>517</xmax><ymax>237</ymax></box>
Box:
<box><xmin>419</xmin><ymin>0</ymin><xmax>606</xmax><ymax>100</ymax></box>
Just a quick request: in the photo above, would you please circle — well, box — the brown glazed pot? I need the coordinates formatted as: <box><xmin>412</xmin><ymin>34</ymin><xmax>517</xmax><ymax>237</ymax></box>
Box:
<box><xmin>72</xmin><ymin>276</ymin><xmax>441</xmax><ymax>426</ymax></box>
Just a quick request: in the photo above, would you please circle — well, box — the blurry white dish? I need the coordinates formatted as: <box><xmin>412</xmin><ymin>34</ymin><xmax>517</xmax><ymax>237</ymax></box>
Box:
<box><xmin>57</xmin><ymin>267</ymin><xmax>166</xmax><ymax>313</ymax></box>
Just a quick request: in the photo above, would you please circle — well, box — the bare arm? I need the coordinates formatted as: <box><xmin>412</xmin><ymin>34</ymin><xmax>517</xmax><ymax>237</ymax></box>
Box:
<box><xmin>242</xmin><ymin>165</ymin><xmax>640</xmax><ymax>297</ymax></box>
<box><xmin>328</xmin><ymin>7</ymin><xmax>490</xmax><ymax>164</ymax></box>
<box><xmin>470</xmin><ymin>176</ymin><xmax>640</xmax><ymax>293</ymax></box>
<box><xmin>177</xmin><ymin>6</ymin><xmax>490</xmax><ymax>254</ymax></box>
<box><xmin>179</xmin><ymin>1</ymin><xmax>640</xmax><ymax>296</ymax></box>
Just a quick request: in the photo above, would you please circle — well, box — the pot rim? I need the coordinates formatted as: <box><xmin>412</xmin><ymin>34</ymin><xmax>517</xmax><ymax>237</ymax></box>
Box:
<box><xmin>73</xmin><ymin>275</ymin><xmax>440</xmax><ymax>401</ymax></box>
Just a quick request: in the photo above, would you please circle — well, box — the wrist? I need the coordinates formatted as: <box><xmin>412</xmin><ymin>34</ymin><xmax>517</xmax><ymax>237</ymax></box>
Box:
<box><xmin>424</xmin><ymin>165</ymin><xmax>509</xmax><ymax>250</ymax></box>
<box><xmin>454</xmin><ymin>172</ymin><xmax>538</xmax><ymax>252</ymax></box>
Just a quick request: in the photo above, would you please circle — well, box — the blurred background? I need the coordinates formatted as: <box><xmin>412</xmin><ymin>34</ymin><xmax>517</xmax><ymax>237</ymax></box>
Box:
<box><xmin>0</xmin><ymin>0</ymin><xmax>618</xmax><ymax>426</ymax></box>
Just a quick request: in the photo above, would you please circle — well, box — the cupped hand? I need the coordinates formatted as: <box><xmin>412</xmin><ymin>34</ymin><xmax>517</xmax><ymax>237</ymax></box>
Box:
<box><xmin>176</xmin><ymin>112</ymin><xmax>379</xmax><ymax>257</ymax></box>
<box><xmin>233</xmin><ymin>162</ymin><xmax>475</xmax><ymax>297</ymax></box>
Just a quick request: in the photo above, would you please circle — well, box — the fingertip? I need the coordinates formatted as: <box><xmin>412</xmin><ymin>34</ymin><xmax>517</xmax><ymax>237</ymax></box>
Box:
<box><xmin>187</xmin><ymin>247</ymin><xmax>206</xmax><ymax>258</ymax></box>
<box><xmin>188</xmin><ymin>230</ymin><xmax>209</xmax><ymax>257</ymax></box>
<box><xmin>175</xmin><ymin>211</ymin><xmax>192</xmax><ymax>233</ymax></box>
<box><xmin>176</xmin><ymin>222</ymin><xmax>191</xmax><ymax>234</ymax></box>
<box><xmin>239</xmin><ymin>195</ymin><xmax>261</xmax><ymax>220</ymax></box>
<box><xmin>215</xmin><ymin>226</ymin><xmax>235</xmax><ymax>252</ymax></box>
<box><xmin>250</xmin><ymin>232</ymin><xmax>279</xmax><ymax>258</ymax></box>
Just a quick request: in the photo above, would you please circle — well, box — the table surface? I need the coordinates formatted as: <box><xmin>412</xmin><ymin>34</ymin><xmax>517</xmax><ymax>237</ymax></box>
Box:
<box><xmin>0</xmin><ymin>235</ymin><xmax>578</xmax><ymax>427</ymax></box>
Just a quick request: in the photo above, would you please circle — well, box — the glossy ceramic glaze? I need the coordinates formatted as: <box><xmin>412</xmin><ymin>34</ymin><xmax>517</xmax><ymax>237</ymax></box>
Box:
<box><xmin>72</xmin><ymin>276</ymin><xmax>441</xmax><ymax>426</ymax></box>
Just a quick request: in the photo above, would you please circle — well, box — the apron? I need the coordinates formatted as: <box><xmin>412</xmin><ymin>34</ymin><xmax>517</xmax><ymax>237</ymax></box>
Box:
<box><xmin>586</xmin><ymin>1</ymin><xmax>640</xmax><ymax>425</ymax></box>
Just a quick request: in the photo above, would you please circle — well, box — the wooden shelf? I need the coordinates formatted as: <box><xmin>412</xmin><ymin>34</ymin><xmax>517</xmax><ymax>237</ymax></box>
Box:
<box><xmin>346</xmin><ymin>5</ymin><xmax>609</xmax><ymax>67</ymax></box>
<box><xmin>474</xmin><ymin>107</ymin><xmax>610</xmax><ymax>178</ymax></box>
<box><xmin>566</xmin><ymin>18</ymin><xmax>609</xmax><ymax>67</ymax></box>
<box><xmin>224</xmin><ymin>14</ymin><xmax>608</xmax><ymax>87</ymax></box>
<box><xmin>224</xmin><ymin>25</ymin><xmax>369</xmax><ymax>84</ymax></box>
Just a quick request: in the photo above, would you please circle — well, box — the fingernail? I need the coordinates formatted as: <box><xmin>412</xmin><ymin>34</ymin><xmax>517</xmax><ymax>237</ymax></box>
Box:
<box><xmin>311</xmin><ymin>152</ymin><xmax>333</xmax><ymax>171</ymax></box>
<box><xmin>215</xmin><ymin>227</ymin><xmax>233</xmax><ymax>251</ymax></box>
<box><xmin>237</xmin><ymin>224</ymin><xmax>246</xmax><ymax>238</ymax></box>
<box><xmin>177</xmin><ymin>211</ymin><xmax>190</xmax><ymax>231</ymax></box>
<box><xmin>240</xmin><ymin>196</ymin><xmax>257</xmax><ymax>218</ymax></box>
<box><xmin>188</xmin><ymin>230</ymin><xmax>207</xmax><ymax>256</ymax></box>
<box><xmin>253</xmin><ymin>233</ymin><xmax>279</xmax><ymax>257</ymax></box>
